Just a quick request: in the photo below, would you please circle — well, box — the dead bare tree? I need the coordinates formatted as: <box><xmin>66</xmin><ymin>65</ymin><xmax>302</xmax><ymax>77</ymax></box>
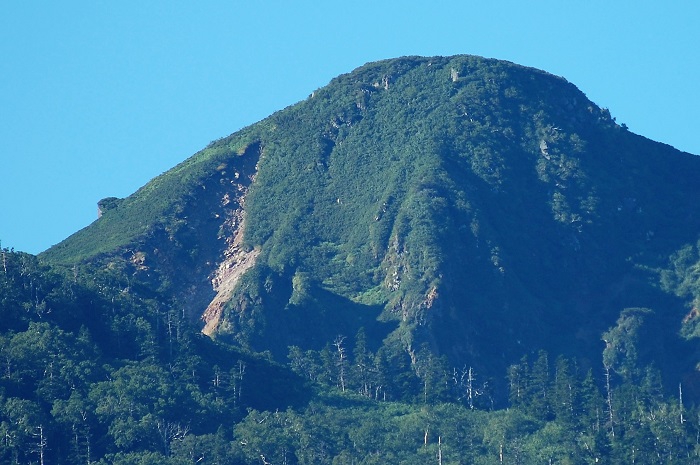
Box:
<box><xmin>333</xmin><ymin>336</ymin><xmax>347</xmax><ymax>392</ymax></box>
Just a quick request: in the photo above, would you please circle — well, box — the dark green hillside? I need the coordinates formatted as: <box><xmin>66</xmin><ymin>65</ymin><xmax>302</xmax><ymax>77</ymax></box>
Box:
<box><xmin>42</xmin><ymin>55</ymin><xmax>700</xmax><ymax>398</ymax></box>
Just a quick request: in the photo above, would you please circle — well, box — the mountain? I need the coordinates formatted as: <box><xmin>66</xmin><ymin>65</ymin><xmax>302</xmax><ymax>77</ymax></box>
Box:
<box><xmin>5</xmin><ymin>54</ymin><xmax>700</xmax><ymax>463</ymax></box>
<box><xmin>41</xmin><ymin>55</ymin><xmax>700</xmax><ymax>396</ymax></box>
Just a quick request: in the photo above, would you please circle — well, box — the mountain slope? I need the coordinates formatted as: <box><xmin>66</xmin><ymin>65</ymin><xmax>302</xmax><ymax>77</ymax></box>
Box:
<box><xmin>41</xmin><ymin>55</ymin><xmax>700</xmax><ymax>395</ymax></box>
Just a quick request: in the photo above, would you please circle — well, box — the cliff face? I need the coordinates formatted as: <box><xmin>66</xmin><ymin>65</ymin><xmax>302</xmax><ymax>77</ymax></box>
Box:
<box><xmin>43</xmin><ymin>55</ymin><xmax>700</xmax><ymax>388</ymax></box>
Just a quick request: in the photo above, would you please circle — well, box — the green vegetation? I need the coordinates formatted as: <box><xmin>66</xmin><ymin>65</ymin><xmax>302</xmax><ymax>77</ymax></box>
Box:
<box><xmin>660</xmin><ymin>239</ymin><xmax>700</xmax><ymax>341</ymax></box>
<box><xmin>16</xmin><ymin>54</ymin><xmax>700</xmax><ymax>462</ymax></box>
<box><xmin>0</xmin><ymin>248</ymin><xmax>307</xmax><ymax>463</ymax></box>
<box><xmin>2</xmin><ymin>246</ymin><xmax>700</xmax><ymax>463</ymax></box>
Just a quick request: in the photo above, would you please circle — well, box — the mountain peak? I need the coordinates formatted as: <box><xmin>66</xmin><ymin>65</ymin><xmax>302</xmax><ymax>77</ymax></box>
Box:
<box><xmin>42</xmin><ymin>55</ymin><xmax>700</xmax><ymax>388</ymax></box>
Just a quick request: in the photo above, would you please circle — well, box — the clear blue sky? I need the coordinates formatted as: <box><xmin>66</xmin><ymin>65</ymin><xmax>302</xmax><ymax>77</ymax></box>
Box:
<box><xmin>2</xmin><ymin>2</ymin><xmax>698</xmax><ymax>254</ymax></box>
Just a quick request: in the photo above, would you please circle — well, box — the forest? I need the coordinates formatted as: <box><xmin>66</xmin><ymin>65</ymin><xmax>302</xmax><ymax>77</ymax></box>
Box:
<box><xmin>1</xmin><ymin>246</ymin><xmax>699</xmax><ymax>464</ymax></box>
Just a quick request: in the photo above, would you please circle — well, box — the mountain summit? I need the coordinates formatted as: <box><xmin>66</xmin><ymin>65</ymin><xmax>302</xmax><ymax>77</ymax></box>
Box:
<box><xmin>42</xmin><ymin>55</ymin><xmax>700</xmax><ymax>393</ymax></box>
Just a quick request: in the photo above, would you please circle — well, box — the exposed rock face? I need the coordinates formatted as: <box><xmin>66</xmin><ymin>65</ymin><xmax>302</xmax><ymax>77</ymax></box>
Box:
<box><xmin>97</xmin><ymin>197</ymin><xmax>122</xmax><ymax>218</ymax></box>
<box><xmin>102</xmin><ymin>143</ymin><xmax>262</xmax><ymax>328</ymax></box>
<box><xmin>198</xmin><ymin>143</ymin><xmax>262</xmax><ymax>333</ymax></box>
<box><xmin>202</xmin><ymin>205</ymin><xmax>258</xmax><ymax>335</ymax></box>
<box><xmin>163</xmin><ymin>144</ymin><xmax>259</xmax><ymax>331</ymax></box>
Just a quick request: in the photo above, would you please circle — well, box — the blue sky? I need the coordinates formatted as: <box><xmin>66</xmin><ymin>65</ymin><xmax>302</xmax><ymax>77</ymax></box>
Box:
<box><xmin>2</xmin><ymin>2</ymin><xmax>698</xmax><ymax>254</ymax></box>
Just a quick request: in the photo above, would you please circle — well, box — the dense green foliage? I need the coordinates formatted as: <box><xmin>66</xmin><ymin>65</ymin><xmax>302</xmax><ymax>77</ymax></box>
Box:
<box><xmin>11</xmin><ymin>54</ymin><xmax>700</xmax><ymax>462</ymax></box>
<box><xmin>2</xmin><ymin>246</ymin><xmax>700</xmax><ymax>463</ymax></box>
<box><xmin>0</xmin><ymin>247</ymin><xmax>307</xmax><ymax>463</ymax></box>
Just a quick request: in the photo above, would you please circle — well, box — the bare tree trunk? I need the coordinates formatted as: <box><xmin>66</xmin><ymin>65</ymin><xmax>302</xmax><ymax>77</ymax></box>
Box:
<box><xmin>33</xmin><ymin>425</ymin><xmax>46</xmax><ymax>465</ymax></box>
<box><xmin>334</xmin><ymin>336</ymin><xmax>347</xmax><ymax>392</ymax></box>
<box><xmin>234</xmin><ymin>360</ymin><xmax>246</xmax><ymax>403</ymax></box>
<box><xmin>86</xmin><ymin>428</ymin><xmax>91</xmax><ymax>465</ymax></box>
<box><xmin>604</xmin><ymin>365</ymin><xmax>614</xmax><ymax>438</ymax></box>
<box><xmin>166</xmin><ymin>310</ymin><xmax>174</xmax><ymax>360</ymax></box>
<box><xmin>466</xmin><ymin>367</ymin><xmax>475</xmax><ymax>410</ymax></box>
<box><xmin>157</xmin><ymin>419</ymin><xmax>190</xmax><ymax>457</ymax></box>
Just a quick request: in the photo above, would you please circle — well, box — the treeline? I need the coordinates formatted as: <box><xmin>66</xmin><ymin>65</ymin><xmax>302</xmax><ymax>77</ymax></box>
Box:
<box><xmin>282</xmin><ymin>331</ymin><xmax>699</xmax><ymax>464</ymax></box>
<box><xmin>2</xmin><ymin>246</ymin><xmax>700</xmax><ymax>464</ymax></box>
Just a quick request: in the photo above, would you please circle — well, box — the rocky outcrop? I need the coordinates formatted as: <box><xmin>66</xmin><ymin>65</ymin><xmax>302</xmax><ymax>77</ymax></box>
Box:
<box><xmin>97</xmin><ymin>197</ymin><xmax>123</xmax><ymax>218</ymax></box>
